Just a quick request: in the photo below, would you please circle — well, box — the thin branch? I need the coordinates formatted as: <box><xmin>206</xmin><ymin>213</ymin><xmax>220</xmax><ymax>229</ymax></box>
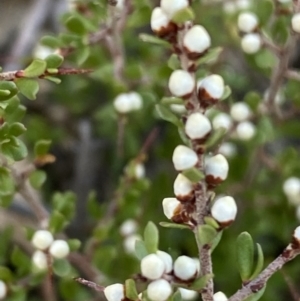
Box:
<box><xmin>285</xmin><ymin>69</ymin><xmax>300</xmax><ymax>81</ymax></box>
<box><xmin>228</xmin><ymin>247</ymin><xmax>300</xmax><ymax>301</ymax></box>
<box><xmin>74</xmin><ymin>277</ymin><xmax>105</xmax><ymax>292</ymax></box>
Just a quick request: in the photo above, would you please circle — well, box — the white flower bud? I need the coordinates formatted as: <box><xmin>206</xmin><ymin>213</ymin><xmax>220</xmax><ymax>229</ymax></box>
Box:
<box><xmin>32</xmin><ymin>250</ymin><xmax>48</xmax><ymax>270</ymax></box>
<box><xmin>128</xmin><ymin>92</ymin><xmax>143</xmax><ymax>111</ymax></box>
<box><xmin>123</xmin><ymin>234</ymin><xmax>142</xmax><ymax>254</ymax></box>
<box><xmin>174</xmin><ymin>173</ymin><xmax>194</xmax><ymax>201</ymax></box>
<box><xmin>33</xmin><ymin>44</ymin><xmax>54</xmax><ymax>60</ymax></box>
<box><xmin>32</xmin><ymin>230</ymin><xmax>54</xmax><ymax>251</ymax></box>
<box><xmin>292</xmin><ymin>13</ymin><xmax>300</xmax><ymax>33</ymax></box>
<box><xmin>160</xmin><ymin>0</ymin><xmax>189</xmax><ymax>18</ymax></box>
<box><xmin>212</xmin><ymin>113</ymin><xmax>233</xmax><ymax>132</ymax></box>
<box><xmin>156</xmin><ymin>250</ymin><xmax>173</xmax><ymax>273</ymax></box>
<box><xmin>49</xmin><ymin>240</ymin><xmax>70</xmax><ymax>259</ymax></box>
<box><xmin>120</xmin><ymin>219</ymin><xmax>138</xmax><ymax>236</ymax></box>
<box><xmin>172</xmin><ymin>145</ymin><xmax>198</xmax><ymax>171</ymax></box>
<box><xmin>283</xmin><ymin>177</ymin><xmax>300</xmax><ymax>198</ymax></box>
<box><xmin>213</xmin><ymin>291</ymin><xmax>228</xmax><ymax>301</ymax></box>
<box><xmin>205</xmin><ymin>154</ymin><xmax>229</xmax><ymax>185</ymax></box>
<box><xmin>197</xmin><ymin>75</ymin><xmax>225</xmax><ymax>105</ymax></box>
<box><xmin>237</xmin><ymin>12</ymin><xmax>259</xmax><ymax>33</ymax></box>
<box><xmin>115</xmin><ymin>0</ymin><xmax>125</xmax><ymax>10</ymax></box>
<box><xmin>147</xmin><ymin>279</ymin><xmax>172</xmax><ymax>301</ymax></box>
<box><xmin>169</xmin><ymin>70</ymin><xmax>195</xmax><ymax>98</ymax></box>
<box><xmin>0</xmin><ymin>280</ymin><xmax>7</xmax><ymax>300</ymax></box>
<box><xmin>162</xmin><ymin>197</ymin><xmax>182</xmax><ymax>220</ymax></box>
<box><xmin>134</xmin><ymin>163</ymin><xmax>145</xmax><ymax>179</ymax></box>
<box><xmin>179</xmin><ymin>288</ymin><xmax>198</xmax><ymax>300</ymax></box>
<box><xmin>211</xmin><ymin>196</ymin><xmax>237</xmax><ymax>224</ymax></box>
<box><xmin>219</xmin><ymin>142</ymin><xmax>237</xmax><ymax>158</ymax></box>
<box><xmin>104</xmin><ymin>283</ymin><xmax>125</xmax><ymax>301</ymax></box>
<box><xmin>230</xmin><ymin>102</ymin><xmax>252</xmax><ymax>122</ymax></box>
<box><xmin>241</xmin><ymin>33</ymin><xmax>261</xmax><ymax>54</ymax></box>
<box><xmin>185</xmin><ymin>112</ymin><xmax>212</xmax><ymax>140</ymax></box>
<box><xmin>183</xmin><ymin>25</ymin><xmax>211</xmax><ymax>59</ymax></box>
<box><xmin>113</xmin><ymin>93</ymin><xmax>133</xmax><ymax>114</ymax></box>
<box><xmin>236</xmin><ymin>121</ymin><xmax>256</xmax><ymax>140</ymax></box>
<box><xmin>141</xmin><ymin>254</ymin><xmax>165</xmax><ymax>280</ymax></box>
<box><xmin>293</xmin><ymin>226</ymin><xmax>300</xmax><ymax>244</ymax></box>
<box><xmin>151</xmin><ymin>7</ymin><xmax>170</xmax><ymax>33</ymax></box>
<box><xmin>174</xmin><ymin>256</ymin><xmax>198</xmax><ymax>281</ymax></box>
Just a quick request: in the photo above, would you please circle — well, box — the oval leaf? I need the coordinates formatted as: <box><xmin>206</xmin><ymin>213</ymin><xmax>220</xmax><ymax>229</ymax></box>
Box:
<box><xmin>236</xmin><ymin>232</ymin><xmax>254</xmax><ymax>282</ymax></box>
<box><xmin>134</xmin><ymin>239</ymin><xmax>148</xmax><ymax>260</ymax></box>
<box><xmin>15</xmin><ymin>78</ymin><xmax>39</xmax><ymax>100</ymax></box>
<box><xmin>144</xmin><ymin>221</ymin><xmax>159</xmax><ymax>253</ymax></box>
<box><xmin>196</xmin><ymin>224</ymin><xmax>218</xmax><ymax>247</ymax></box>
<box><xmin>250</xmin><ymin>243</ymin><xmax>264</xmax><ymax>280</ymax></box>
<box><xmin>189</xmin><ymin>274</ymin><xmax>214</xmax><ymax>290</ymax></box>
<box><xmin>155</xmin><ymin>104</ymin><xmax>180</xmax><ymax>126</ymax></box>
<box><xmin>125</xmin><ymin>279</ymin><xmax>139</xmax><ymax>301</ymax></box>
<box><xmin>23</xmin><ymin>59</ymin><xmax>46</xmax><ymax>77</ymax></box>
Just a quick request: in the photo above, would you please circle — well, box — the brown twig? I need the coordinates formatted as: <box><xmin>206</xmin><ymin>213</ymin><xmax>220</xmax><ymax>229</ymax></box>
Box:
<box><xmin>74</xmin><ymin>277</ymin><xmax>105</xmax><ymax>292</ymax></box>
<box><xmin>228</xmin><ymin>247</ymin><xmax>300</xmax><ymax>301</ymax></box>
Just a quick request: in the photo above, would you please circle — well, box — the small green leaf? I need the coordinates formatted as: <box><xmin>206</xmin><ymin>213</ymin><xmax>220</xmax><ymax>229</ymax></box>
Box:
<box><xmin>0</xmin><ymin>266</ymin><xmax>13</xmax><ymax>281</ymax></box>
<box><xmin>125</xmin><ymin>279</ymin><xmax>139</xmax><ymax>301</ymax></box>
<box><xmin>139</xmin><ymin>33</ymin><xmax>170</xmax><ymax>47</ymax></box>
<box><xmin>196</xmin><ymin>224</ymin><xmax>218</xmax><ymax>246</ymax></box>
<box><xmin>67</xmin><ymin>239</ymin><xmax>81</xmax><ymax>251</ymax></box>
<box><xmin>23</xmin><ymin>59</ymin><xmax>46</xmax><ymax>77</ymax></box>
<box><xmin>189</xmin><ymin>274</ymin><xmax>214</xmax><ymax>290</ymax></box>
<box><xmin>156</xmin><ymin>104</ymin><xmax>180</xmax><ymax>126</ymax></box>
<box><xmin>49</xmin><ymin>210</ymin><xmax>69</xmax><ymax>233</ymax></box>
<box><xmin>204</xmin><ymin>216</ymin><xmax>219</xmax><ymax>229</ymax></box>
<box><xmin>172</xmin><ymin>7</ymin><xmax>195</xmax><ymax>24</ymax></box>
<box><xmin>197</xmin><ymin>47</ymin><xmax>223</xmax><ymax>65</ymax></box>
<box><xmin>159</xmin><ymin>222</ymin><xmax>190</xmax><ymax>230</ymax></box>
<box><xmin>29</xmin><ymin>170</ymin><xmax>47</xmax><ymax>189</ymax></box>
<box><xmin>168</xmin><ymin>54</ymin><xmax>181</xmax><ymax>70</ymax></box>
<box><xmin>161</xmin><ymin>97</ymin><xmax>184</xmax><ymax>105</ymax></box>
<box><xmin>1</xmin><ymin>137</ymin><xmax>28</xmax><ymax>161</ymax></box>
<box><xmin>221</xmin><ymin>86</ymin><xmax>231</xmax><ymax>101</ymax></box>
<box><xmin>250</xmin><ymin>243</ymin><xmax>264</xmax><ymax>280</ymax></box>
<box><xmin>182</xmin><ymin>167</ymin><xmax>204</xmax><ymax>183</ymax></box>
<box><xmin>144</xmin><ymin>221</ymin><xmax>159</xmax><ymax>253</ymax></box>
<box><xmin>0</xmin><ymin>81</ymin><xmax>18</xmax><ymax>101</ymax></box>
<box><xmin>15</xmin><ymin>78</ymin><xmax>39</xmax><ymax>100</ymax></box>
<box><xmin>34</xmin><ymin>140</ymin><xmax>52</xmax><ymax>156</ymax></box>
<box><xmin>65</xmin><ymin>16</ymin><xmax>86</xmax><ymax>35</ymax></box>
<box><xmin>45</xmin><ymin>54</ymin><xmax>64</xmax><ymax>68</ymax></box>
<box><xmin>53</xmin><ymin>259</ymin><xmax>72</xmax><ymax>277</ymax></box>
<box><xmin>40</xmin><ymin>36</ymin><xmax>62</xmax><ymax>48</ymax></box>
<box><xmin>236</xmin><ymin>232</ymin><xmax>254</xmax><ymax>282</ymax></box>
<box><xmin>172</xmin><ymin>290</ymin><xmax>182</xmax><ymax>301</ymax></box>
<box><xmin>244</xmin><ymin>285</ymin><xmax>266</xmax><ymax>301</ymax></box>
<box><xmin>205</xmin><ymin>127</ymin><xmax>226</xmax><ymax>150</ymax></box>
<box><xmin>211</xmin><ymin>231</ymin><xmax>223</xmax><ymax>253</ymax></box>
<box><xmin>8</xmin><ymin>122</ymin><xmax>26</xmax><ymax>137</ymax></box>
<box><xmin>0</xmin><ymin>167</ymin><xmax>15</xmax><ymax>195</ymax></box>
<box><xmin>44</xmin><ymin>76</ymin><xmax>62</xmax><ymax>84</ymax></box>
<box><xmin>134</xmin><ymin>239</ymin><xmax>148</xmax><ymax>260</ymax></box>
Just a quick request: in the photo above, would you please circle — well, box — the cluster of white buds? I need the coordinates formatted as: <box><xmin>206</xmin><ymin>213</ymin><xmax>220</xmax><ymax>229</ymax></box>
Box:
<box><xmin>237</xmin><ymin>11</ymin><xmax>261</xmax><ymax>54</ymax></box>
<box><xmin>140</xmin><ymin>251</ymin><xmax>174</xmax><ymax>301</ymax></box>
<box><xmin>31</xmin><ymin>230</ymin><xmax>70</xmax><ymax>269</ymax></box>
<box><xmin>213</xmin><ymin>291</ymin><xmax>228</xmax><ymax>301</ymax></box>
<box><xmin>113</xmin><ymin>92</ymin><xmax>143</xmax><ymax>114</ymax></box>
<box><xmin>292</xmin><ymin>13</ymin><xmax>300</xmax><ymax>33</ymax></box>
<box><xmin>120</xmin><ymin>219</ymin><xmax>141</xmax><ymax>254</ymax></box>
<box><xmin>211</xmin><ymin>196</ymin><xmax>237</xmax><ymax>226</ymax></box>
<box><xmin>0</xmin><ymin>280</ymin><xmax>7</xmax><ymax>300</ymax></box>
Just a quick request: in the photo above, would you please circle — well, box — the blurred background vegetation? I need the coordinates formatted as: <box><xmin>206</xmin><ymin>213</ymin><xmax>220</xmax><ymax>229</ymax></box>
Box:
<box><xmin>1</xmin><ymin>0</ymin><xmax>300</xmax><ymax>300</ymax></box>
